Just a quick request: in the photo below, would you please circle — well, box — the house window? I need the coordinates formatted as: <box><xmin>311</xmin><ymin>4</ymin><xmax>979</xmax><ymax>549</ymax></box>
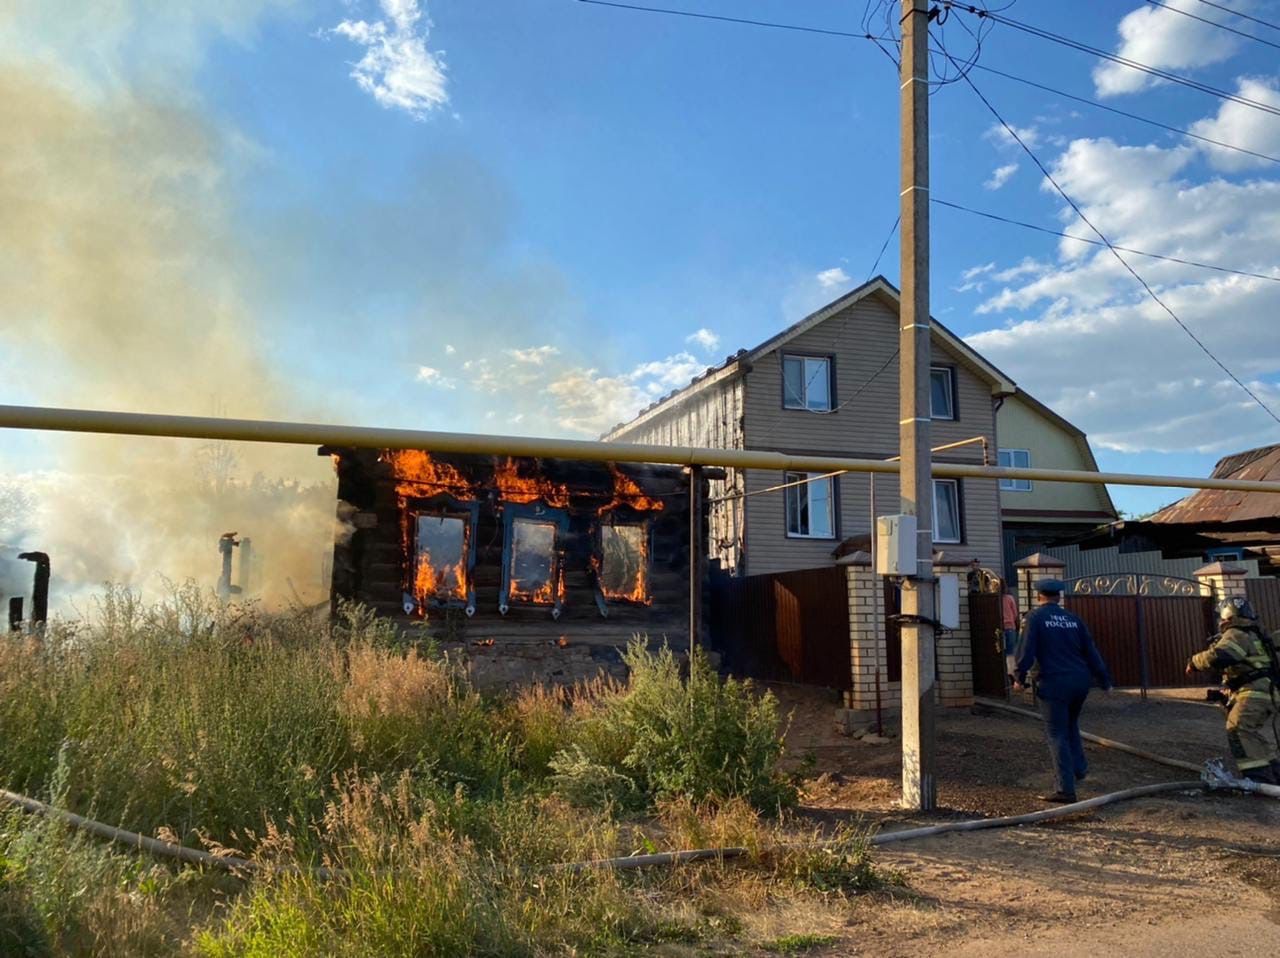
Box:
<box><xmin>599</xmin><ymin>523</ymin><xmax>650</xmax><ymax>603</ymax></box>
<box><xmin>783</xmin><ymin>355</ymin><xmax>833</xmax><ymax>411</ymax></box>
<box><xmin>506</xmin><ymin>517</ymin><xmax>560</xmax><ymax>606</ymax></box>
<box><xmin>998</xmin><ymin>449</ymin><xmax>1032</xmax><ymax>491</ymax></box>
<box><xmin>413</xmin><ymin>513</ymin><xmax>471</xmax><ymax>605</ymax></box>
<box><xmin>933</xmin><ymin>479</ymin><xmax>962</xmax><ymax>544</ymax></box>
<box><xmin>785</xmin><ymin>473</ymin><xmax>836</xmax><ymax>539</ymax></box>
<box><xmin>930</xmin><ymin>367</ymin><xmax>956</xmax><ymax>420</ymax></box>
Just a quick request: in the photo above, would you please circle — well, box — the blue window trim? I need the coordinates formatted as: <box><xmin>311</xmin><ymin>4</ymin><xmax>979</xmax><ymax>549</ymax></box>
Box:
<box><xmin>404</xmin><ymin>497</ymin><xmax>479</xmax><ymax>615</ymax></box>
<box><xmin>500</xmin><ymin>502</ymin><xmax>569</xmax><ymax>616</ymax></box>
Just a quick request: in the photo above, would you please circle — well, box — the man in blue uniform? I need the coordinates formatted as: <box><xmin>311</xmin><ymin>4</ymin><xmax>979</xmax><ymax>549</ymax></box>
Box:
<box><xmin>1013</xmin><ymin>579</ymin><xmax>1114</xmax><ymax>803</ymax></box>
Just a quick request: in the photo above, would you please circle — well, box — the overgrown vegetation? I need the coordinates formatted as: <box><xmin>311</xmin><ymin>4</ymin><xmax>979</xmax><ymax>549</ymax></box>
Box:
<box><xmin>0</xmin><ymin>587</ymin><xmax>895</xmax><ymax>955</ymax></box>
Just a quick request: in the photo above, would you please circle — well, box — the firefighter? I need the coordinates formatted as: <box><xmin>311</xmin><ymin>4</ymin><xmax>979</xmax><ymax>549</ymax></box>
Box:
<box><xmin>1186</xmin><ymin>596</ymin><xmax>1280</xmax><ymax>785</ymax></box>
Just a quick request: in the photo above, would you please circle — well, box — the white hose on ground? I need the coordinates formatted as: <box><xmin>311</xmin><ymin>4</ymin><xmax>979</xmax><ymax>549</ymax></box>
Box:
<box><xmin>0</xmin><ymin>787</ymin><xmax>338</xmax><ymax>879</ymax></box>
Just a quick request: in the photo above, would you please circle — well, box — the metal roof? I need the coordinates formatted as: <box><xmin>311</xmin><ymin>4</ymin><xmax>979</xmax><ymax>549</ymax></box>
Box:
<box><xmin>1148</xmin><ymin>443</ymin><xmax>1280</xmax><ymax>524</ymax></box>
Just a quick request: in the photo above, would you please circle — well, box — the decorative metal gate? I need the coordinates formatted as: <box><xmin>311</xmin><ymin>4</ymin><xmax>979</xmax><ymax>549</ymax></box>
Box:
<box><xmin>1062</xmin><ymin>574</ymin><xmax>1215</xmax><ymax>692</ymax></box>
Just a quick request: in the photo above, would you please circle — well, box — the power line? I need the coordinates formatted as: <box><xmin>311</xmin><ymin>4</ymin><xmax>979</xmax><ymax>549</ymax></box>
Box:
<box><xmin>1144</xmin><ymin>0</ymin><xmax>1280</xmax><ymax>52</ymax></box>
<box><xmin>867</xmin><ymin>215</ymin><xmax>900</xmax><ymax>281</ymax></box>
<box><xmin>581</xmin><ymin>0</ymin><xmax>1280</xmax><ymax>167</ymax></box>
<box><xmin>941</xmin><ymin>3</ymin><xmax>1280</xmax><ymax>120</ymax></box>
<box><xmin>969</xmin><ymin>62</ymin><xmax>1280</xmax><ymax>167</ymax></box>
<box><xmin>931</xmin><ymin>198</ymin><xmax>1280</xmax><ymax>284</ymax></box>
<box><xmin>947</xmin><ymin>54</ymin><xmax>1280</xmax><ymax>427</ymax></box>
<box><xmin>1192</xmin><ymin>0</ymin><xmax>1280</xmax><ymax>35</ymax></box>
<box><xmin>575</xmin><ymin>0</ymin><xmax>888</xmax><ymax>42</ymax></box>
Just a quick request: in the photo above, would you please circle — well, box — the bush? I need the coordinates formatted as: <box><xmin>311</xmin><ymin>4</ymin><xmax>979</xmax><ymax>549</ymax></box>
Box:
<box><xmin>196</xmin><ymin>774</ymin><xmax>695</xmax><ymax>958</ymax></box>
<box><xmin>553</xmin><ymin>642</ymin><xmax>796</xmax><ymax>813</ymax></box>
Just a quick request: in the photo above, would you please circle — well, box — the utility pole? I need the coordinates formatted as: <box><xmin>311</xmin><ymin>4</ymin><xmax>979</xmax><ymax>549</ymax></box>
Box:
<box><xmin>898</xmin><ymin>0</ymin><xmax>937</xmax><ymax>811</ymax></box>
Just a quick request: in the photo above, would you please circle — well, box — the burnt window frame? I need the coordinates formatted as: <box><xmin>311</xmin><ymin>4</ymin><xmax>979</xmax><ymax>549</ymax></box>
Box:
<box><xmin>405</xmin><ymin>497</ymin><xmax>479</xmax><ymax>615</ymax></box>
<box><xmin>595</xmin><ymin>515</ymin><xmax>655</xmax><ymax>609</ymax></box>
<box><xmin>781</xmin><ymin>353</ymin><xmax>837</xmax><ymax>412</ymax></box>
<box><xmin>499</xmin><ymin>502</ymin><xmax>569</xmax><ymax>615</ymax></box>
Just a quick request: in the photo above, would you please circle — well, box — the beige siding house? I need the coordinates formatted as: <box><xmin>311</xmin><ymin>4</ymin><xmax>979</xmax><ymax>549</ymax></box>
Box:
<box><xmin>996</xmin><ymin>391</ymin><xmax>1118</xmax><ymax>579</ymax></box>
<box><xmin>603</xmin><ymin>277</ymin><xmax>1016</xmax><ymax>577</ymax></box>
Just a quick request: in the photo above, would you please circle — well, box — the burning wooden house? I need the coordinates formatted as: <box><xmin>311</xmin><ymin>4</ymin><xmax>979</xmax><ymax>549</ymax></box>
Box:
<box><xmin>322</xmin><ymin>448</ymin><xmax>700</xmax><ymax>684</ymax></box>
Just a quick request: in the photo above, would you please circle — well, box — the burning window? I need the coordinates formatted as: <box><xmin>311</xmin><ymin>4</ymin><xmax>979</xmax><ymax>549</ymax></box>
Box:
<box><xmin>409</xmin><ymin>508</ymin><xmax>476</xmax><ymax>613</ymax></box>
<box><xmin>598</xmin><ymin>523</ymin><xmax>650</xmax><ymax>604</ymax></box>
<box><xmin>502</xmin><ymin>510</ymin><xmax>566</xmax><ymax>612</ymax></box>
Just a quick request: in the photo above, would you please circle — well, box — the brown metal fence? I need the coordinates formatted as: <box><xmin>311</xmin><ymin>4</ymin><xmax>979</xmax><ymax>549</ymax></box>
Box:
<box><xmin>1065</xmin><ymin>593</ymin><xmax>1214</xmax><ymax>690</ymax></box>
<box><xmin>1247</xmin><ymin>578</ymin><xmax>1280</xmax><ymax>633</ymax></box>
<box><xmin>709</xmin><ymin>566</ymin><xmax>851</xmax><ymax>690</ymax></box>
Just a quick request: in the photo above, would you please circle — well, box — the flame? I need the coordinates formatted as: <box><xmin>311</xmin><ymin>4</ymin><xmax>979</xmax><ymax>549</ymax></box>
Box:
<box><xmin>508</xmin><ymin>546</ymin><xmax>565</xmax><ymax>607</ymax></box>
<box><xmin>597</xmin><ymin>464</ymin><xmax>666</xmax><ymax>516</ymax></box>
<box><xmin>383</xmin><ymin>450</ymin><xmax>475</xmax><ymax>499</ymax></box>
<box><xmin>596</xmin><ymin>523</ymin><xmax>652</xmax><ymax>604</ymax></box>
<box><xmin>494</xmin><ymin>457</ymin><xmax>570</xmax><ymax>508</ymax></box>
<box><xmin>411</xmin><ymin>521</ymin><xmax>470</xmax><ymax>607</ymax></box>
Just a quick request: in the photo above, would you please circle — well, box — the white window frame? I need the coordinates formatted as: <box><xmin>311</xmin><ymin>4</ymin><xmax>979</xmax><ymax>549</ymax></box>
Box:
<box><xmin>932</xmin><ymin>479</ymin><xmax>962</xmax><ymax>544</ymax></box>
<box><xmin>930</xmin><ymin>366</ymin><xmax>956</xmax><ymax>420</ymax></box>
<box><xmin>998</xmin><ymin>449</ymin><xmax>1033</xmax><ymax>492</ymax></box>
<box><xmin>782</xmin><ymin>355</ymin><xmax>833</xmax><ymax>411</ymax></box>
<box><xmin>784</xmin><ymin>472</ymin><xmax>836</xmax><ymax>540</ymax></box>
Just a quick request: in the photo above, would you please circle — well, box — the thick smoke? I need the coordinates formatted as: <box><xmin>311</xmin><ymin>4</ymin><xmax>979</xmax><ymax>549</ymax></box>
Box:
<box><xmin>0</xmin><ymin>67</ymin><xmax>338</xmax><ymax>610</ymax></box>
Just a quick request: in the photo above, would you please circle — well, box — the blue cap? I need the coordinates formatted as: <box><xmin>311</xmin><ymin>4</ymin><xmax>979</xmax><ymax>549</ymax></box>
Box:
<box><xmin>1035</xmin><ymin>578</ymin><xmax>1065</xmax><ymax>595</ymax></box>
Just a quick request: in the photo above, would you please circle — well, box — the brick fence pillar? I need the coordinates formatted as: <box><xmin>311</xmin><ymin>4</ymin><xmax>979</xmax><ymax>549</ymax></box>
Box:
<box><xmin>840</xmin><ymin>552</ymin><xmax>882</xmax><ymax>717</ymax></box>
<box><xmin>933</xmin><ymin>556</ymin><xmax>975</xmax><ymax>708</ymax></box>
<box><xmin>1013</xmin><ymin>552</ymin><xmax>1067</xmax><ymax>615</ymax></box>
<box><xmin>1194</xmin><ymin>561</ymin><xmax>1248</xmax><ymax>606</ymax></box>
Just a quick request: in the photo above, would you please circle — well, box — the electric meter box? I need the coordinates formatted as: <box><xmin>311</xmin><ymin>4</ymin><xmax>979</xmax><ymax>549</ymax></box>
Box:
<box><xmin>937</xmin><ymin>574</ymin><xmax>961</xmax><ymax>630</ymax></box>
<box><xmin>875</xmin><ymin>514</ymin><xmax>916</xmax><ymax>576</ymax></box>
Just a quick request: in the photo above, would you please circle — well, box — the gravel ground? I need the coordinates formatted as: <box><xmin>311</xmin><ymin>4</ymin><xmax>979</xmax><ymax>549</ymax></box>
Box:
<box><xmin>760</xmin><ymin>684</ymin><xmax>1280</xmax><ymax>956</ymax></box>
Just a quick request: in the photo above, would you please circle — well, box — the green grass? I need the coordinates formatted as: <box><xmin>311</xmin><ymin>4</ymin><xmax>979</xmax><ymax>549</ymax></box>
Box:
<box><xmin>0</xmin><ymin>587</ymin><xmax>894</xmax><ymax>955</ymax></box>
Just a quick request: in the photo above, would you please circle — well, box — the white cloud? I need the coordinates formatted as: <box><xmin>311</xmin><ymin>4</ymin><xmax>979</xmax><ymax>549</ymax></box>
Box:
<box><xmin>507</xmin><ymin>345</ymin><xmax>559</xmax><ymax>365</ymax></box>
<box><xmin>414</xmin><ymin>365</ymin><xmax>455</xmax><ymax>388</ymax></box>
<box><xmin>1190</xmin><ymin>76</ymin><xmax>1280</xmax><ymax>170</ymax></box>
<box><xmin>686</xmin><ymin>327</ymin><xmax>720</xmax><ymax>353</ymax></box>
<box><xmin>444</xmin><ymin>343</ymin><xmax>456</xmax><ymax>354</ymax></box>
<box><xmin>1093</xmin><ymin>0</ymin><xmax>1239</xmax><ymax>97</ymax></box>
<box><xmin>330</xmin><ymin>0</ymin><xmax>448</xmax><ymax>119</ymax></box>
<box><xmin>816</xmin><ymin>266</ymin><xmax>851</xmax><ymax>289</ymax></box>
<box><xmin>985</xmin><ymin>122</ymin><xmax>1041</xmax><ymax>151</ymax></box>
<box><xmin>954</xmin><ymin>262</ymin><xmax>996</xmax><ymax>293</ymax></box>
<box><xmin>966</xmin><ymin>132</ymin><xmax>1280</xmax><ymax>454</ymax></box>
<box><xmin>984</xmin><ymin>162</ymin><xmax>1019</xmax><ymax>191</ymax></box>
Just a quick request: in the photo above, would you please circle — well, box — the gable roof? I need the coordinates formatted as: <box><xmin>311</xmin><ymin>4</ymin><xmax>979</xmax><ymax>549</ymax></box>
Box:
<box><xmin>603</xmin><ymin>275</ymin><xmax>1016</xmax><ymax>439</ymax></box>
<box><xmin>1149</xmin><ymin>442</ymin><xmax>1280</xmax><ymax>525</ymax></box>
<box><xmin>1003</xmin><ymin>388</ymin><xmax>1117</xmax><ymax>518</ymax></box>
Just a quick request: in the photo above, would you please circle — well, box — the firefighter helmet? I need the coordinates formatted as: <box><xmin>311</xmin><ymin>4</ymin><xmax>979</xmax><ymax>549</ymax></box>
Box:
<box><xmin>1216</xmin><ymin>596</ymin><xmax>1258</xmax><ymax>623</ymax></box>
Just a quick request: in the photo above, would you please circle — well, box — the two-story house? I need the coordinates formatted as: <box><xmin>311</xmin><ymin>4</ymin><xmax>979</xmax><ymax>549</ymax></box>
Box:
<box><xmin>996</xmin><ymin>389</ymin><xmax>1118</xmax><ymax>582</ymax></box>
<box><xmin>603</xmin><ymin>277</ymin><xmax>1016</xmax><ymax>578</ymax></box>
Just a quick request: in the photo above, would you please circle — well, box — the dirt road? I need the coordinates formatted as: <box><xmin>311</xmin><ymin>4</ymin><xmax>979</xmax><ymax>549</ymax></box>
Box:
<box><xmin>771</xmin><ymin>686</ymin><xmax>1280</xmax><ymax>955</ymax></box>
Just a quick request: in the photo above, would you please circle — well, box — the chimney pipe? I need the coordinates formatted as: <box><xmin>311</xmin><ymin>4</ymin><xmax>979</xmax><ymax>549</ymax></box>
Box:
<box><xmin>217</xmin><ymin>533</ymin><xmax>242</xmax><ymax>602</ymax></box>
<box><xmin>8</xmin><ymin>596</ymin><xmax>22</xmax><ymax>632</ymax></box>
<box><xmin>17</xmin><ymin>551</ymin><xmax>49</xmax><ymax>625</ymax></box>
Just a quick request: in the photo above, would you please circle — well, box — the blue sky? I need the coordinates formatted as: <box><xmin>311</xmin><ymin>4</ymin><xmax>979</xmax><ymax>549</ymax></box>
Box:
<box><xmin>4</xmin><ymin>0</ymin><xmax>1280</xmax><ymax>539</ymax></box>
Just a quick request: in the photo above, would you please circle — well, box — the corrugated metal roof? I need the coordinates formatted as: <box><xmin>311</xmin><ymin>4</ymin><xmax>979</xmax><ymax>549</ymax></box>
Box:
<box><xmin>1149</xmin><ymin>443</ymin><xmax>1280</xmax><ymax>524</ymax></box>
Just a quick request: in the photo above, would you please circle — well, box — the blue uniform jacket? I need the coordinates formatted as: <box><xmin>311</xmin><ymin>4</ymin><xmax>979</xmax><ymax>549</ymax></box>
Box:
<box><xmin>1015</xmin><ymin>603</ymin><xmax>1113</xmax><ymax>700</ymax></box>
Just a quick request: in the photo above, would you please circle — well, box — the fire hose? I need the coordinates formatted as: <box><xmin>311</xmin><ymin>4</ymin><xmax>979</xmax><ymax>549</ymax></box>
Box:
<box><xmin>2</xmin><ymin>731</ymin><xmax>1277</xmax><ymax>877</ymax></box>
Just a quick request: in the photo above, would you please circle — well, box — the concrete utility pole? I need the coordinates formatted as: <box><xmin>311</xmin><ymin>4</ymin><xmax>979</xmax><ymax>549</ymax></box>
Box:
<box><xmin>898</xmin><ymin>0</ymin><xmax>937</xmax><ymax>811</ymax></box>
